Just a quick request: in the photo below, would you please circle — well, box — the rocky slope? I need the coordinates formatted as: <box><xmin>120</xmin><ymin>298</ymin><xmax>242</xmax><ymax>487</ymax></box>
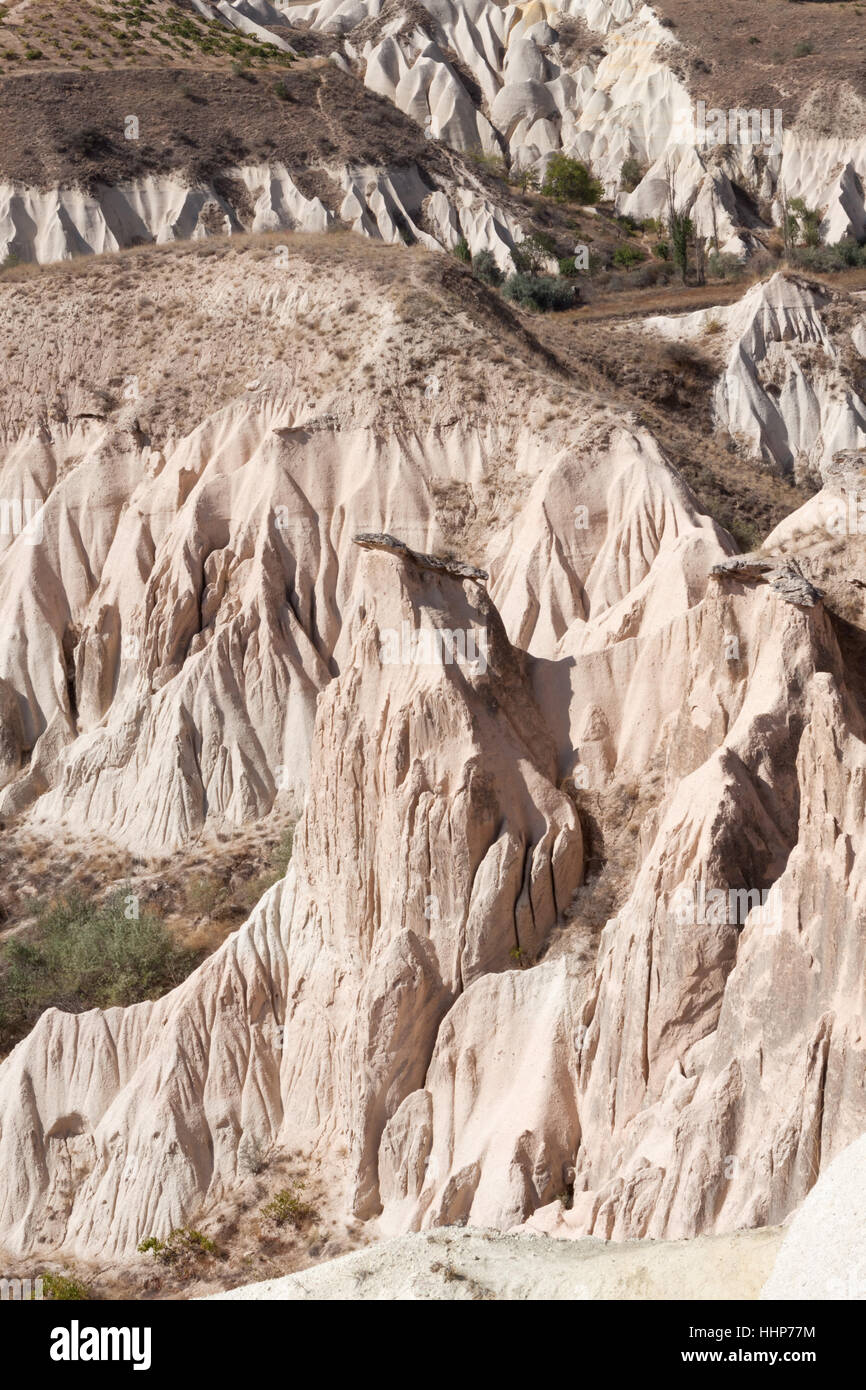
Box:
<box><xmin>278</xmin><ymin>0</ymin><xmax>866</xmax><ymax>253</ymax></box>
<box><xmin>3</xmin><ymin>0</ymin><xmax>866</xmax><ymax>267</ymax></box>
<box><xmin>205</xmin><ymin>1224</ymin><xmax>784</xmax><ymax>1300</ymax></box>
<box><xmin>2</xmin><ymin>230</ymin><xmax>866</xmax><ymax>1274</ymax></box>
<box><xmin>644</xmin><ymin>272</ymin><xmax>866</xmax><ymax>484</ymax></box>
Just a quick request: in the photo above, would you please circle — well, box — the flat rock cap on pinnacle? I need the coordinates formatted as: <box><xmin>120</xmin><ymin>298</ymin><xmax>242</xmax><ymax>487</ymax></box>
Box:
<box><xmin>710</xmin><ymin>553</ymin><xmax>822</xmax><ymax>608</ymax></box>
<box><xmin>353</xmin><ymin>532</ymin><xmax>489</xmax><ymax>582</ymax></box>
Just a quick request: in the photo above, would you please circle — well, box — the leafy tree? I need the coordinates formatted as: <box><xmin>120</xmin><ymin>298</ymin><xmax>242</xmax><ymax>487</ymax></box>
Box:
<box><xmin>789</xmin><ymin>196</ymin><xmax>822</xmax><ymax>248</ymax></box>
<box><xmin>620</xmin><ymin>157</ymin><xmax>644</xmax><ymax>192</ymax></box>
<box><xmin>669</xmin><ymin>211</ymin><xmax>693</xmax><ymax>280</ymax></box>
<box><xmin>472</xmin><ymin>249</ymin><xmax>503</xmax><ymax>286</ymax></box>
<box><xmin>511</xmin><ymin>231</ymin><xmax>557</xmax><ymax>275</ymax></box>
<box><xmin>503</xmin><ymin>274</ymin><xmax>576</xmax><ymax>311</ymax></box>
<box><xmin>541</xmin><ymin>154</ymin><xmax>602</xmax><ymax>205</ymax></box>
<box><xmin>515</xmin><ymin>166</ymin><xmax>540</xmax><ymax>193</ymax></box>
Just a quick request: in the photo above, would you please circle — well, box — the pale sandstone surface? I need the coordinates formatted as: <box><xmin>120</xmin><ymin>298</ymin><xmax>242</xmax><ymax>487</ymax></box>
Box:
<box><xmin>203</xmin><ymin>1224</ymin><xmax>783</xmax><ymax>1300</ymax></box>
<box><xmin>1</xmin><ymin>246</ymin><xmax>866</xmax><ymax>1278</ymax></box>
<box><xmin>762</xmin><ymin>1134</ymin><xmax>866</xmax><ymax>1301</ymax></box>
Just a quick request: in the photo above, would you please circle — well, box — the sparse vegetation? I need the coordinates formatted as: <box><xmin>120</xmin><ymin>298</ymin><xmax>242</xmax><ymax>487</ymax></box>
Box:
<box><xmin>503</xmin><ymin>273</ymin><xmax>576</xmax><ymax>311</ymax></box>
<box><xmin>138</xmin><ymin>1227</ymin><xmax>219</xmax><ymax>1275</ymax></box>
<box><xmin>467</xmin><ymin>150</ymin><xmax>508</xmax><ymax>179</ymax></box>
<box><xmin>260</xmin><ymin>1183</ymin><xmax>316</xmax><ymax>1229</ymax></box>
<box><xmin>471</xmin><ymin>249</ymin><xmax>503</xmax><ymax>286</ymax></box>
<box><xmin>0</xmin><ymin>0</ymin><xmax>296</xmax><ymax>71</ymax></box>
<box><xmin>541</xmin><ymin>153</ymin><xmax>603</xmax><ymax>206</ymax></box>
<box><xmin>243</xmin><ymin>824</ymin><xmax>295</xmax><ymax>904</ymax></box>
<box><xmin>511</xmin><ymin>231</ymin><xmax>557</xmax><ymax>275</ymax></box>
<box><xmin>791</xmin><ymin>239</ymin><xmax>866</xmax><ymax>271</ymax></box>
<box><xmin>620</xmin><ymin>156</ymin><xmax>644</xmax><ymax>193</ymax></box>
<box><xmin>0</xmin><ymin>889</ymin><xmax>199</xmax><ymax>1052</ymax></box>
<box><xmin>707</xmin><ymin>251</ymin><xmax>744</xmax><ymax>279</ymax></box>
<box><xmin>238</xmin><ymin>1133</ymin><xmax>270</xmax><ymax>1176</ymax></box>
<box><xmin>41</xmin><ymin>1272</ymin><xmax>90</xmax><ymax>1301</ymax></box>
<box><xmin>514</xmin><ymin>166</ymin><xmax>540</xmax><ymax>194</ymax></box>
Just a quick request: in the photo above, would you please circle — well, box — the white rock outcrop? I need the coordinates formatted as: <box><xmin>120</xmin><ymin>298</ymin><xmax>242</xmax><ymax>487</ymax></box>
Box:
<box><xmin>206</xmin><ymin>1223</ymin><xmax>783</xmax><ymax>1300</ymax></box>
<box><xmin>0</xmin><ymin>539</ymin><xmax>583</xmax><ymax>1255</ymax></box>
<box><xmin>645</xmin><ymin>273</ymin><xmax>866</xmax><ymax>482</ymax></box>
<box><xmin>762</xmin><ymin>1134</ymin><xmax>866</xmax><ymax>1300</ymax></box>
<box><xmin>3</xmin><ymin>250</ymin><xmax>866</xmax><ymax>1266</ymax></box>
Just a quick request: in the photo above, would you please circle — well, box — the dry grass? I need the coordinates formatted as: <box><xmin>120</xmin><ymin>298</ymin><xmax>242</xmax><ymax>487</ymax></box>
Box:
<box><xmin>0</xmin><ymin>811</ymin><xmax>297</xmax><ymax>961</ymax></box>
<box><xmin>0</xmin><ymin>1145</ymin><xmax>370</xmax><ymax>1300</ymax></box>
<box><xmin>0</xmin><ymin>0</ymin><xmax>295</xmax><ymax>74</ymax></box>
<box><xmin>653</xmin><ymin>0</ymin><xmax>866</xmax><ymax>124</ymax></box>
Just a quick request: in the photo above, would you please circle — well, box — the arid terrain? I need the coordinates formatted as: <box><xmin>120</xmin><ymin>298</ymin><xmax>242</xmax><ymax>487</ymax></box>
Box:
<box><xmin>1</xmin><ymin>0</ymin><xmax>866</xmax><ymax>1313</ymax></box>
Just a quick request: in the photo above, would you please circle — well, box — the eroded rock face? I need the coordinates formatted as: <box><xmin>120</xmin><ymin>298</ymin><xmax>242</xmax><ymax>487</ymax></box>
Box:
<box><xmin>645</xmin><ymin>274</ymin><xmax>866</xmax><ymax>483</ymax></box>
<box><xmin>0</xmin><ymin>544</ymin><xmax>582</xmax><ymax>1255</ymax></box>
<box><xmin>6</xmin><ymin>2</ymin><xmax>866</xmax><ymax>271</ymax></box>
<box><xmin>528</xmin><ymin>578</ymin><xmax>866</xmax><ymax>1242</ymax></box>
<box><xmin>3</xmin><ymin>252</ymin><xmax>866</xmax><ymax>1264</ymax></box>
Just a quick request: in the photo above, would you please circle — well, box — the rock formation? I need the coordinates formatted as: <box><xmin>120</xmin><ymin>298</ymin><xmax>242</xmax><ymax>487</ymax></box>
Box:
<box><xmin>2</xmin><ymin>222</ymin><xmax>866</xmax><ymax>1281</ymax></box>
<box><xmin>0</xmin><ymin>538</ymin><xmax>582</xmax><ymax>1255</ymax></box>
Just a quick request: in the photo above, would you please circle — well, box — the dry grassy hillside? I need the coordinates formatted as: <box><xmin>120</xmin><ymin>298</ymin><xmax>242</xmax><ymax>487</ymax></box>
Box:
<box><xmin>0</xmin><ymin>228</ymin><xmax>813</xmax><ymax>544</ymax></box>
<box><xmin>654</xmin><ymin>0</ymin><xmax>866</xmax><ymax>122</ymax></box>
<box><xmin>0</xmin><ymin>0</ymin><xmax>294</xmax><ymax>71</ymax></box>
<box><xmin>0</xmin><ymin>62</ymin><xmax>441</xmax><ymax>188</ymax></box>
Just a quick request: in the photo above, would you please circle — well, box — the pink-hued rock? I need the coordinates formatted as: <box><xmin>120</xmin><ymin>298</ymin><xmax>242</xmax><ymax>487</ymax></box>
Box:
<box><xmin>0</xmin><ymin>543</ymin><xmax>582</xmax><ymax>1255</ymax></box>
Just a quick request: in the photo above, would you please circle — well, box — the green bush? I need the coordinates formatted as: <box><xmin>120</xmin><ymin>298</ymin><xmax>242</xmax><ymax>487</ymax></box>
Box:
<box><xmin>612</xmin><ymin>244</ymin><xmax>646</xmax><ymax>268</ymax></box>
<box><xmin>708</xmin><ymin>251</ymin><xmax>745</xmax><ymax>279</ymax></box>
<box><xmin>0</xmin><ymin>890</ymin><xmax>199</xmax><ymax>1053</ymax></box>
<box><xmin>471</xmin><ymin>249</ymin><xmax>503</xmax><ymax>286</ymax></box>
<box><xmin>653</xmin><ymin>241</ymin><xmax>670</xmax><ymax>260</ymax></box>
<box><xmin>41</xmin><ymin>1273</ymin><xmax>90</xmax><ymax>1301</ymax></box>
<box><xmin>260</xmin><ymin>1184</ymin><xmax>316</xmax><ymax>1228</ymax></box>
<box><xmin>541</xmin><ymin>154</ymin><xmax>602</xmax><ymax>205</ymax></box>
<box><xmin>453</xmin><ymin>236</ymin><xmax>471</xmax><ymax>263</ymax></box>
<box><xmin>620</xmin><ymin>157</ymin><xmax>644</xmax><ymax>193</ymax></box>
<box><xmin>511</xmin><ymin>231</ymin><xmax>557</xmax><ymax>275</ymax></box>
<box><xmin>791</xmin><ymin>240</ymin><xmax>866</xmax><ymax>271</ymax></box>
<box><xmin>502</xmin><ymin>273</ymin><xmax>576</xmax><ymax>311</ymax></box>
<box><xmin>138</xmin><ymin>1228</ymin><xmax>218</xmax><ymax>1272</ymax></box>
